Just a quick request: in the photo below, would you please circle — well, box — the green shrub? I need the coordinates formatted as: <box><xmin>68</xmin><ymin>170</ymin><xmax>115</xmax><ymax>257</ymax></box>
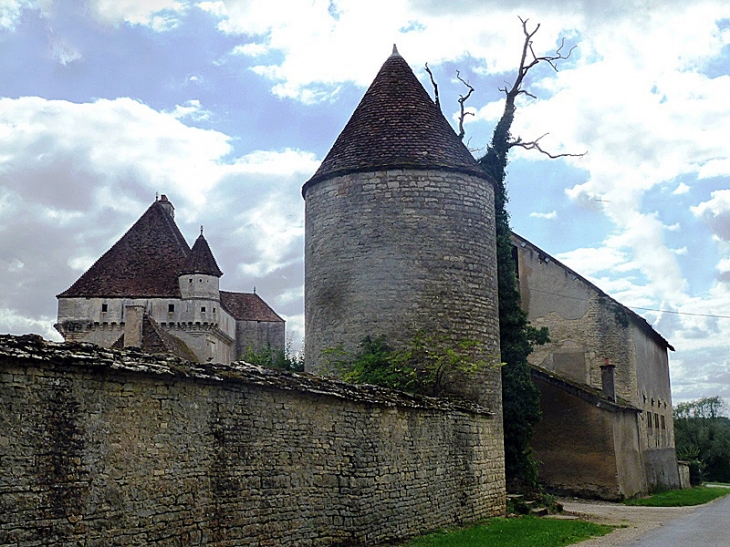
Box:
<box><xmin>326</xmin><ymin>332</ymin><xmax>498</xmax><ymax>396</ymax></box>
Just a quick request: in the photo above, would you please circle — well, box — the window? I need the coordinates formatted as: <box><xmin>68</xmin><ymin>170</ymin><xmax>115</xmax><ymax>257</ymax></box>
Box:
<box><xmin>189</xmin><ymin>278</ymin><xmax>193</xmax><ymax>284</ymax></box>
<box><xmin>168</xmin><ymin>304</ymin><xmax>175</xmax><ymax>313</ymax></box>
<box><xmin>661</xmin><ymin>415</ymin><xmax>666</xmax><ymax>430</ymax></box>
<box><xmin>655</xmin><ymin>414</ymin><xmax>660</xmax><ymax>429</ymax></box>
<box><xmin>101</xmin><ymin>303</ymin><xmax>108</xmax><ymax>312</ymax></box>
<box><xmin>647</xmin><ymin>412</ymin><xmax>653</xmax><ymax>428</ymax></box>
<box><xmin>201</xmin><ymin>306</ymin><xmax>206</xmax><ymax>313</ymax></box>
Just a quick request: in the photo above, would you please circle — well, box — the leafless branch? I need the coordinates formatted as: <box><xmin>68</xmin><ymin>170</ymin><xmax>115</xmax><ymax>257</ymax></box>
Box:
<box><xmin>424</xmin><ymin>63</ymin><xmax>440</xmax><ymax>111</ymax></box>
<box><xmin>508</xmin><ymin>133</ymin><xmax>587</xmax><ymax>159</ymax></box>
<box><xmin>501</xmin><ymin>16</ymin><xmax>576</xmax><ymax>103</ymax></box>
<box><xmin>456</xmin><ymin>70</ymin><xmax>474</xmax><ymax>141</ymax></box>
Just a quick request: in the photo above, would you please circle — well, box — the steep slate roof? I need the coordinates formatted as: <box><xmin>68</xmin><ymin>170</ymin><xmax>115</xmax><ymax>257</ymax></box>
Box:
<box><xmin>302</xmin><ymin>46</ymin><xmax>492</xmax><ymax>196</ymax></box>
<box><xmin>220</xmin><ymin>291</ymin><xmax>285</xmax><ymax>323</ymax></box>
<box><xmin>58</xmin><ymin>199</ymin><xmax>191</xmax><ymax>298</ymax></box>
<box><xmin>181</xmin><ymin>232</ymin><xmax>223</xmax><ymax>277</ymax></box>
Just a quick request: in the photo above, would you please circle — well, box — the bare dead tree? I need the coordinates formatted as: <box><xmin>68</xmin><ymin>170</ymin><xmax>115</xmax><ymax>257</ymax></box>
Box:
<box><xmin>493</xmin><ymin>16</ymin><xmax>585</xmax><ymax>160</ymax></box>
<box><xmin>424</xmin><ymin>63</ymin><xmax>440</xmax><ymax>111</ymax></box>
<box><xmin>456</xmin><ymin>70</ymin><xmax>474</xmax><ymax>141</ymax></box>
<box><xmin>479</xmin><ymin>17</ymin><xmax>584</xmax><ymax>490</ymax></box>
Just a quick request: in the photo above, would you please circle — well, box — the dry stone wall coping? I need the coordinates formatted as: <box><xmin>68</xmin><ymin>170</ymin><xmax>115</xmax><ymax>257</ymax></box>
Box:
<box><xmin>0</xmin><ymin>334</ymin><xmax>492</xmax><ymax>415</ymax></box>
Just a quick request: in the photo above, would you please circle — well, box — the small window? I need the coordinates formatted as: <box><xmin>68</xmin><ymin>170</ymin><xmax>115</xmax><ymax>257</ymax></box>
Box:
<box><xmin>655</xmin><ymin>414</ymin><xmax>660</xmax><ymax>429</ymax></box>
<box><xmin>647</xmin><ymin>412</ymin><xmax>653</xmax><ymax>428</ymax></box>
<box><xmin>213</xmin><ymin>307</ymin><xmax>216</xmax><ymax>314</ymax></box>
<box><xmin>168</xmin><ymin>304</ymin><xmax>175</xmax><ymax>313</ymax></box>
<box><xmin>201</xmin><ymin>306</ymin><xmax>206</xmax><ymax>313</ymax></box>
<box><xmin>101</xmin><ymin>303</ymin><xmax>108</xmax><ymax>312</ymax></box>
<box><xmin>660</xmin><ymin>415</ymin><xmax>666</xmax><ymax>430</ymax></box>
<box><xmin>189</xmin><ymin>278</ymin><xmax>193</xmax><ymax>284</ymax></box>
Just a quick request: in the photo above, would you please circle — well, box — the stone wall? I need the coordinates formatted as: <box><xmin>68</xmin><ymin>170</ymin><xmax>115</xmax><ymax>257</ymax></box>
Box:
<box><xmin>0</xmin><ymin>335</ymin><xmax>505</xmax><ymax>546</ymax></box>
<box><xmin>234</xmin><ymin>320</ymin><xmax>286</xmax><ymax>360</ymax></box>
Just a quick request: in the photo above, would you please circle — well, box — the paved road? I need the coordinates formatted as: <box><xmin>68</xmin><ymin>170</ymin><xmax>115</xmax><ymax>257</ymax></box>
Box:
<box><xmin>619</xmin><ymin>494</ymin><xmax>730</xmax><ymax>547</ymax></box>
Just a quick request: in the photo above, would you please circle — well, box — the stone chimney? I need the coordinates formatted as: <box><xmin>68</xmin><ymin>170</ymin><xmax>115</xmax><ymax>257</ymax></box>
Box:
<box><xmin>600</xmin><ymin>358</ymin><xmax>616</xmax><ymax>403</ymax></box>
<box><xmin>124</xmin><ymin>305</ymin><xmax>145</xmax><ymax>349</ymax></box>
<box><xmin>158</xmin><ymin>194</ymin><xmax>175</xmax><ymax>218</ymax></box>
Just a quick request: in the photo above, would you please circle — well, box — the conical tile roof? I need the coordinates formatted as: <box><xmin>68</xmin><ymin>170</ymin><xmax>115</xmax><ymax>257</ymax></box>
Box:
<box><xmin>58</xmin><ymin>198</ymin><xmax>191</xmax><ymax>298</ymax></box>
<box><xmin>303</xmin><ymin>47</ymin><xmax>492</xmax><ymax>196</ymax></box>
<box><xmin>181</xmin><ymin>232</ymin><xmax>223</xmax><ymax>277</ymax></box>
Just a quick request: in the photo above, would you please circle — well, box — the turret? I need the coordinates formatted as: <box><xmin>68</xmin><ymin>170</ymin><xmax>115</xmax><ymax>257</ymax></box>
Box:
<box><xmin>179</xmin><ymin>228</ymin><xmax>223</xmax><ymax>301</ymax></box>
<box><xmin>303</xmin><ymin>47</ymin><xmax>501</xmax><ymax>408</ymax></box>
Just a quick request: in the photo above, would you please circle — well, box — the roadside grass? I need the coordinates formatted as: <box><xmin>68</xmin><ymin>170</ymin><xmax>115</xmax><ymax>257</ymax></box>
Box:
<box><xmin>624</xmin><ymin>485</ymin><xmax>730</xmax><ymax>507</ymax></box>
<box><xmin>398</xmin><ymin>517</ymin><xmax>612</xmax><ymax>547</ymax></box>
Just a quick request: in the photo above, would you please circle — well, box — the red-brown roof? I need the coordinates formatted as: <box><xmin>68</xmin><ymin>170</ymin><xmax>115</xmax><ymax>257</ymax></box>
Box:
<box><xmin>302</xmin><ymin>47</ymin><xmax>492</xmax><ymax>196</ymax></box>
<box><xmin>58</xmin><ymin>199</ymin><xmax>191</xmax><ymax>298</ymax></box>
<box><xmin>181</xmin><ymin>233</ymin><xmax>223</xmax><ymax>277</ymax></box>
<box><xmin>220</xmin><ymin>291</ymin><xmax>284</xmax><ymax>323</ymax></box>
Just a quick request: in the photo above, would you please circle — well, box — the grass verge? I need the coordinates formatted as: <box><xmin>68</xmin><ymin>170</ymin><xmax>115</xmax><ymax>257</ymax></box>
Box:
<box><xmin>399</xmin><ymin>516</ymin><xmax>612</xmax><ymax>547</ymax></box>
<box><xmin>624</xmin><ymin>485</ymin><xmax>730</xmax><ymax>507</ymax></box>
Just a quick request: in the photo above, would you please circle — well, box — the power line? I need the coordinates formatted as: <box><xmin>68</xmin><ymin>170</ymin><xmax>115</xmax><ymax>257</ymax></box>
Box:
<box><xmin>628</xmin><ymin>306</ymin><xmax>730</xmax><ymax>320</ymax></box>
<box><xmin>525</xmin><ymin>287</ymin><xmax>730</xmax><ymax>320</ymax></box>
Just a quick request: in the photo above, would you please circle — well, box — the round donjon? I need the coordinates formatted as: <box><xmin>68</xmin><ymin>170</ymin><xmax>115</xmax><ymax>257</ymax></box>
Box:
<box><xmin>303</xmin><ymin>47</ymin><xmax>501</xmax><ymax>408</ymax></box>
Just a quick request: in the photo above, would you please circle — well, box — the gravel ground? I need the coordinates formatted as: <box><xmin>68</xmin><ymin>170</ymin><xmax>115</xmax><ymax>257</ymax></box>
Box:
<box><xmin>558</xmin><ymin>499</ymin><xmax>698</xmax><ymax>546</ymax></box>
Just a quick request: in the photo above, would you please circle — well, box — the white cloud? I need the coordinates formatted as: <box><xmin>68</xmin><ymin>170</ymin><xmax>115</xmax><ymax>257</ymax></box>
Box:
<box><xmin>673</xmin><ymin>183</ymin><xmax>690</xmax><ymax>195</ymax></box>
<box><xmin>529</xmin><ymin>210</ymin><xmax>557</xmax><ymax>220</ymax></box>
<box><xmin>693</xmin><ymin>189</ymin><xmax>730</xmax><ymax>241</ymax></box>
<box><xmin>203</xmin><ymin>0</ymin><xmax>579</xmax><ymax>102</ymax></box>
<box><xmin>231</xmin><ymin>43</ymin><xmax>269</xmax><ymax>57</ymax></box>
<box><xmin>86</xmin><ymin>0</ymin><xmax>189</xmax><ymax>30</ymax></box>
<box><xmin>0</xmin><ymin>307</ymin><xmax>59</xmax><ymax>340</ymax></box>
<box><xmin>167</xmin><ymin>100</ymin><xmax>212</xmax><ymax>122</ymax></box>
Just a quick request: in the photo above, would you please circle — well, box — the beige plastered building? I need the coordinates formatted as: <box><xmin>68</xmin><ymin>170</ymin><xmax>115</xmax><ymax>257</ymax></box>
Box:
<box><xmin>512</xmin><ymin>232</ymin><xmax>681</xmax><ymax>499</ymax></box>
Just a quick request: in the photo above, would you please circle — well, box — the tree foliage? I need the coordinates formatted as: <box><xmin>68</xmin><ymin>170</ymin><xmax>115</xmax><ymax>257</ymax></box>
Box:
<box><xmin>674</xmin><ymin>397</ymin><xmax>730</xmax><ymax>484</ymax></box>
<box><xmin>326</xmin><ymin>333</ymin><xmax>497</xmax><ymax>397</ymax></box>
<box><xmin>242</xmin><ymin>342</ymin><xmax>304</xmax><ymax>372</ymax></box>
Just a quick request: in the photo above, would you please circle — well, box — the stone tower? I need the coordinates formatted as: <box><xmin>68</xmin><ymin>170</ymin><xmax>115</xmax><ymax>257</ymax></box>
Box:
<box><xmin>303</xmin><ymin>47</ymin><xmax>501</xmax><ymax>409</ymax></box>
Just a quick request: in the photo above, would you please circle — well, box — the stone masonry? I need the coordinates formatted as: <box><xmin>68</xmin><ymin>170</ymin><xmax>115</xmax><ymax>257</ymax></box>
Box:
<box><xmin>305</xmin><ymin>169</ymin><xmax>501</xmax><ymax>410</ymax></box>
<box><xmin>0</xmin><ymin>335</ymin><xmax>505</xmax><ymax>546</ymax></box>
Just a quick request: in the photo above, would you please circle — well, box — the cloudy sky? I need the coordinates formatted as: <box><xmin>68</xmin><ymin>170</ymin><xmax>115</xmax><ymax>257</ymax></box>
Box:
<box><xmin>1</xmin><ymin>0</ymin><xmax>729</xmax><ymax>403</ymax></box>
